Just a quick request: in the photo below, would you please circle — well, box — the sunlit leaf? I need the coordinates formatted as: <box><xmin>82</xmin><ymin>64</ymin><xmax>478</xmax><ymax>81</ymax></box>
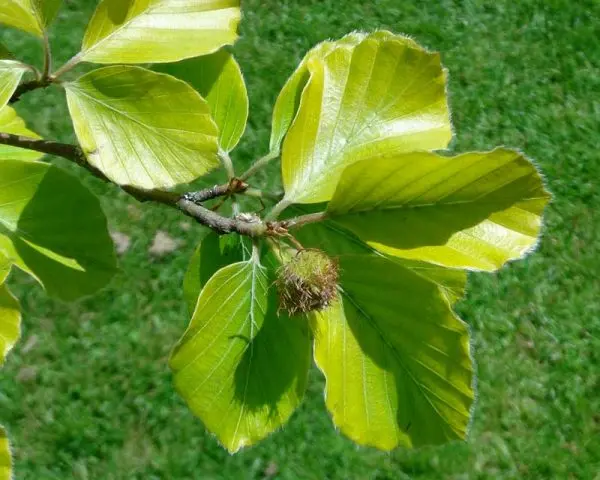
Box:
<box><xmin>0</xmin><ymin>60</ymin><xmax>29</xmax><ymax>110</ymax></box>
<box><xmin>0</xmin><ymin>427</ymin><xmax>11</xmax><ymax>480</ymax></box>
<box><xmin>279</xmin><ymin>31</ymin><xmax>451</xmax><ymax>204</ymax></box>
<box><xmin>269</xmin><ymin>37</ymin><xmax>352</xmax><ymax>155</ymax></box>
<box><xmin>0</xmin><ymin>159</ymin><xmax>117</xmax><ymax>300</ymax></box>
<box><xmin>171</xmin><ymin>256</ymin><xmax>311</xmax><ymax>453</ymax></box>
<box><xmin>0</xmin><ymin>106</ymin><xmax>43</xmax><ymax>161</ymax></box>
<box><xmin>328</xmin><ymin>148</ymin><xmax>550</xmax><ymax>271</ymax></box>
<box><xmin>312</xmin><ymin>254</ymin><xmax>473</xmax><ymax>450</ymax></box>
<box><xmin>269</xmin><ymin>32</ymin><xmax>400</xmax><ymax>154</ymax></box>
<box><xmin>80</xmin><ymin>0</ymin><xmax>241</xmax><ymax>64</ymax></box>
<box><xmin>0</xmin><ymin>0</ymin><xmax>42</xmax><ymax>37</ymax></box>
<box><xmin>0</xmin><ymin>258</ymin><xmax>16</xmax><ymax>480</ymax></box>
<box><xmin>183</xmin><ymin>232</ymin><xmax>251</xmax><ymax>313</ymax></box>
<box><xmin>157</xmin><ymin>49</ymin><xmax>248</xmax><ymax>152</ymax></box>
<box><xmin>0</xmin><ymin>0</ymin><xmax>60</xmax><ymax>37</ymax></box>
<box><xmin>65</xmin><ymin>65</ymin><xmax>219</xmax><ymax>189</ymax></box>
<box><xmin>0</xmin><ymin>266</ymin><xmax>20</xmax><ymax>367</ymax></box>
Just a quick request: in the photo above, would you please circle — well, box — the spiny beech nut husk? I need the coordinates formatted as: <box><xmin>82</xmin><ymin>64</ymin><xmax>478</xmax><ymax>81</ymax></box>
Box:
<box><xmin>276</xmin><ymin>250</ymin><xmax>338</xmax><ymax>316</ymax></box>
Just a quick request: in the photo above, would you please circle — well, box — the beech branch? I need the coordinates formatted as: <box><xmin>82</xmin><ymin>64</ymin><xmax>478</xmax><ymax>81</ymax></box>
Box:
<box><xmin>0</xmin><ymin>132</ymin><xmax>322</xmax><ymax>237</ymax></box>
<box><xmin>9</xmin><ymin>78</ymin><xmax>53</xmax><ymax>104</ymax></box>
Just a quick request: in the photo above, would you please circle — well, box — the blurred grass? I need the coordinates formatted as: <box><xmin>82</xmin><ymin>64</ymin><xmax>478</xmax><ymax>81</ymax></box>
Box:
<box><xmin>1</xmin><ymin>0</ymin><xmax>599</xmax><ymax>478</ymax></box>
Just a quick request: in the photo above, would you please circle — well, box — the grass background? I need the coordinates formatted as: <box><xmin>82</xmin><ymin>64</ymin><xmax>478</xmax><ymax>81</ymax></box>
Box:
<box><xmin>1</xmin><ymin>0</ymin><xmax>599</xmax><ymax>478</ymax></box>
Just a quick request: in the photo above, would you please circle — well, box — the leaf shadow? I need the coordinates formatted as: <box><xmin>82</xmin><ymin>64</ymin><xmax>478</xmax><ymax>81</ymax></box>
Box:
<box><xmin>155</xmin><ymin>49</ymin><xmax>230</xmax><ymax>99</ymax></box>
<box><xmin>232</xmin><ymin>283</ymin><xmax>310</xmax><ymax>418</ymax></box>
<box><xmin>104</xmin><ymin>0</ymin><xmax>135</xmax><ymax>25</ymax></box>
<box><xmin>336</xmin><ymin>168</ymin><xmax>544</xmax><ymax>250</ymax></box>
<box><xmin>338</xmin><ymin>271</ymin><xmax>472</xmax><ymax>447</ymax></box>
<box><xmin>1</xmin><ymin>166</ymin><xmax>116</xmax><ymax>301</ymax></box>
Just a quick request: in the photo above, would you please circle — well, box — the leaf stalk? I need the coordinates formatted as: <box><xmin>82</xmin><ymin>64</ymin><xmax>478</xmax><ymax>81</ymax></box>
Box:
<box><xmin>239</xmin><ymin>150</ymin><xmax>279</xmax><ymax>181</ymax></box>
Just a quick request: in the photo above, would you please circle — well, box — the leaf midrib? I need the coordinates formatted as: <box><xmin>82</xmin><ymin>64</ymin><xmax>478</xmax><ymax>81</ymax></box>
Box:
<box><xmin>336</xmin><ymin>194</ymin><xmax>547</xmax><ymax>216</ymax></box>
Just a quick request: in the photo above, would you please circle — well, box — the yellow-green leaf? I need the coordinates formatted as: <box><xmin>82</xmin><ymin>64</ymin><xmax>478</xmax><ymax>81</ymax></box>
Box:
<box><xmin>0</xmin><ymin>0</ymin><xmax>59</xmax><ymax>36</ymax></box>
<box><xmin>279</xmin><ymin>31</ymin><xmax>451</xmax><ymax>204</ymax></box>
<box><xmin>0</xmin><ymin>258</ymin><xmax>16</xmax><ymax>480</ymax></box>
<box><xmin>0</xmin><ymin>267</ymin><xmax>20</xmax><ymax>367</ymax></box>
<box><xmin>171</xmin><ymin>257</ymin><xmax>311</xmax><ymax>453</ymax></box>
<box><xmin>0</xmin><ymin>159</ymin><xmax>117</xmax><ymax>300</ymax></box>
<box><xmin>270</xmin><ymin>31</ymin><xmax>413</xmax><ymax>155</ymax></box>
<box><xmin>269</xmin><ymin>34</ymin><xmax>361</xmax><ymax>154</ymax></box>
<box><xmin>156</xmin><ymin>49</ymin><xmax>248</xmax><ymax>152</ymax></box>
<box><xmin>80</xmin><ymin>0</ymin><xmax>241</xmax><ymax>64</ymax></box>
<box><xmin>0</xmin><ymin>427</ymin><xmax>11</xmax><ymax>480</ymax></box>
<box><xmin>0</xmin><ymin>61</ymin><xmax>28</xmax><ymax>110</ymax></box>
<box><xmin>0</xmin><ymin>0</ymin><xmax>42</xmax><ymax>37</ymax></box>
<box><xmin>0</xmin><ymin>256</ymin><xmax>9</xmax><ymax>282</ymax></box>
<box><xmin>312</xmin><ymin>254</ymin><xmax>474</xmax><ymax>450</ymax></box>
<box><xmin>65</xmin><ymin>66</ymin><xmax>219</xmax><ymax>190</ymax></box>
<box><xmin>328</xmin><ymin>148</ymin><xmax>550</xmax><ymax>271</ymax></box>
<box><xmin>0</xmin><ymin>106</ymin><xmax>43</xmax><ymax>161</ymax></box>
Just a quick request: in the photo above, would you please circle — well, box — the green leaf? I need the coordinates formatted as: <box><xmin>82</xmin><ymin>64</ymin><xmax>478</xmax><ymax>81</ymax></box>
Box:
<box><xmin>80</xmin><ymin>0</ymin><xmax>241</xmax><ymax>64</ymax></box>
<box><xmin>65</xmin><ymin>65</ymin><xmax>219</xmax><ymax>190</ymax></box>
<box><xmin>328</xmin><ymin>148</ymin><xmax>550</xmax><ymax>271</ymax></box>
<box><xmin>0</xmin><ymin>0</ymin><xmax>42</xmax><ymax>37</ymax></box>
<box><xmin>0</xmin><ymin>60</ymin><xmax>28</xmax><ymax>110</ymax></box>
<box><xmin>0</xmin><ymin>106</ymin><xmax>44</xmax><ymax>161</ymax></box>
<box><xmin>156</xmin><ymin>49</ymin><xmax>248</xmax><ymax>152</ymax></box>
<box><xmin>0</xmin><ymin>272</ymin><xmax>21</xmax><ymax>367</ymax></box>
<box><xmin>183</xmin><ymin>232</ymin><xmax>251</xmax><ymax>313</ymax></box>
<box><xmin>171</xmin><ymin>256</ymin><xmax>311</xmax><ymax>453</ymax></box>
<box><xmin>279</xmin><ymin>31</ymin><xmax>451</xmax><ymax>204</ymax></box>
<box><xmin>312</xmin><ymin>254</ymin><xmax>474</xmax><ymax>450</ymax></box>
<box><xmin>33</xmin><ymin>0</ymin><xmax>62</xmax><ymax>26</ymax></box>
<box><xmin>0</xmin><ymin>427</ymin><xmax>11</xmax><ymax>480</ymax></box>
<box><xmin>0</xmin><ymin>159</ymin><xmax>117</xmax><ymax>301</ymax></box>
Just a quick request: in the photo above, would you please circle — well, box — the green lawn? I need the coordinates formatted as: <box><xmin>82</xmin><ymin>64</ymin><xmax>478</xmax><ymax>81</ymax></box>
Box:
<box><xmin>1</xmin><ymin>0</ymin><xmax>599</xmax><ymax>478</ymax></box>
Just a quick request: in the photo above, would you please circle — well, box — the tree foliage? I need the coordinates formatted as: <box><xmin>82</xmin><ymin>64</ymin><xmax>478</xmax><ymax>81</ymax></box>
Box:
<box><xmin>0</xmin><ymin>1</ymin><xmax>550</xmax><ymax>470</ymax></box>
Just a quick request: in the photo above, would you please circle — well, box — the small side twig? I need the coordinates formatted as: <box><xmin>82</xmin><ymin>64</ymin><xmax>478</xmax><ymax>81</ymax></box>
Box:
<box><xmin>182</xmin><ymin>179</ymin><xmax>248</xmax><ymax>204</ymax></box>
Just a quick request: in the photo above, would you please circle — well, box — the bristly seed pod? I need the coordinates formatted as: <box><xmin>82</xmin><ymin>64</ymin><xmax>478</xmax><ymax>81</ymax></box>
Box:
<box><xmin>276</xmin><ymin>250</ymin><xmax>338</xmax><ymax>316</ymax></box>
